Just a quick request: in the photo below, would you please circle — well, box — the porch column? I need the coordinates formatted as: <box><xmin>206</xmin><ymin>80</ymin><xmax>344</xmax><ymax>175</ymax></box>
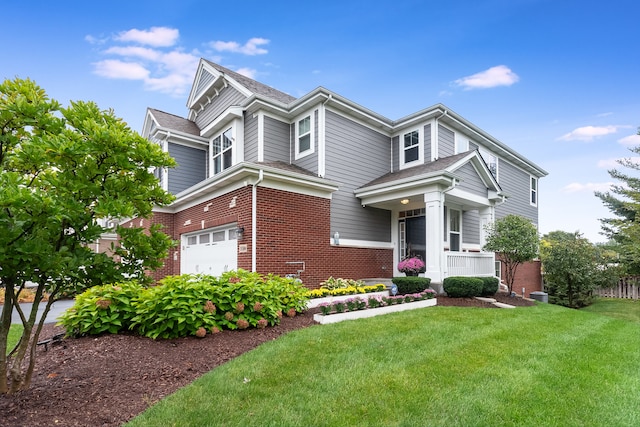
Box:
<box><xmin>424</xmin><ymin>190</ymin><xmax>445</xmax><ymax>283</ymax></box>
<box><xmin>479</xmin><ymin>206</ymin><xmax>495</xmax><ymax>250</ymax></box>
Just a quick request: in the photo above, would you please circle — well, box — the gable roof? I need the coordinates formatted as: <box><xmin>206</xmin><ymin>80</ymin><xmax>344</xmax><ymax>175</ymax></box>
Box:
<box><xmin>355</xmin><ymin>151</ymin><xmax>503</xmax><ymax>209</ymax></box>
<box><xmin>147</xmin><ymin>108</ymin><xmax>201</xmax><ymax>136</ymax></box>
<box><xmin>203</xmin><ymin>60</ymin><xmax>296</xmax><ymax>105</ymax></box>
<box><xmin>361</xmin><ymin>152</ymin><xmax>472</xmax><ymax>188</ymax></box>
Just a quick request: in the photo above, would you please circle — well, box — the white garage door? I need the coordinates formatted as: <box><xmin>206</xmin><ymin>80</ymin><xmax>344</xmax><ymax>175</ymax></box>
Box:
<box><xmin>181</xmin><ymin>226</ymin><xmax>238</xmax><ymax>276</ymax></box>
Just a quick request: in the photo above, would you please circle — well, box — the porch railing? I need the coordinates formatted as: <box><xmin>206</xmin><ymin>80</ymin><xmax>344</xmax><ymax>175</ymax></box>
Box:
<box><xmin>446</xmin><ymin>252</ymin><xmax>496</xmax><ymax>277</ymax></box>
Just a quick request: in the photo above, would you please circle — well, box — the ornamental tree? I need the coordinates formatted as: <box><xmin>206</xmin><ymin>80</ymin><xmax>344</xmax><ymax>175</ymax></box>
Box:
<box><xmin>0</xmin><ymin>78</ymin><xmax>176</xmax><ymax>394</ymax></box>
<box><xmin>483</xmin><ymin>214</ymin><xmax>539</xmax><ymax>293</ymax></box>
<box><xmin>541</xmin><ymin>232</ymin><xmax>617</xmax><ymax>308</ymax></box>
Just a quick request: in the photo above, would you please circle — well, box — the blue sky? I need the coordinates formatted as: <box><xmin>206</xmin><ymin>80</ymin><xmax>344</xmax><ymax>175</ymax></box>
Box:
<box><xmin>3</xmin><ymin>0</ymin><xmax>639</xmax><ymax>242</ymax></box>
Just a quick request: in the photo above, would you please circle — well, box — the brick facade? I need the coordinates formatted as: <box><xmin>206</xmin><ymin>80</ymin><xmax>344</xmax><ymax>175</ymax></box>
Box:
<box><xmin>500</xmin><ymin>259</ymin><xmax>543</xmax><ymax>297</ymax></box>
<box><xmin>127</xmin><ymin>186</ymin><xmax>394</xmax><ymax>287</ymax></box>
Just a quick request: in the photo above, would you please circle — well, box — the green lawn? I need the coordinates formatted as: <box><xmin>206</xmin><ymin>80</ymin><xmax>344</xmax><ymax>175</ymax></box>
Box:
<box><xmin>126</xmin><ymin>303</ymin><xmax>640</xmax><ymax>427</ymax></box>
<box><xmin>5</xmin><ymin>324</ymin><xmax>23</xmax><ymax>355</ymax></box>
<box><xmin>580</xmin><ymin>297</ymin><xmax>640</xmax><ymax>323</ymax></box>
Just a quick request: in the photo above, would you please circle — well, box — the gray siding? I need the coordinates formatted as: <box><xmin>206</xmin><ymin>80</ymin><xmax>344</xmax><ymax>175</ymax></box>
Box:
<box><xmin>391</xmin><ymin>135</ymin><xmax>399</xmax><ymax>172</ymax></box>
<box><xmin>469</xmin><ymin>141</ymin><xmax>478</xmax><ymax>151</ymax></box>
<box><xmin>495</xmin><ymin>159</ymin><xmax>538</xmax><ymax>223</ymax></box>
<box><xmin>244</xmin><ymin>112</ymin><xmax>258</xmax><ymax>162</ymax></box>
<box><xmin>194</xmin><ymin>70</ymin><xmax>215</xmax><ymax>97</ymax></box>
<box><xmin>462</xmin><ymin>209</ymin><xmax>480</xmax><ymax>244</ymax></box>
<box><xmin>325</xmin><ymin>110</ymin><xmax>391</xmax><ymax>242</ymax></box>
<box><xmin>263</xmin><ymin>116</ymin><xmax>290</xmax><ymax>163</ymax></box>
<box><xmin>438</xmin><ymin>125</ymin><xmax>455</xmax><ymax>158</ymax></box>
<box><xmin>194</xmin><ymin>85</ymin><xmax>246</xmax><ymax>130</ymax></box>
<box><xmin>424</xmin><ymin>123</ymin><xmax>431</xmax><ymax>162</ymax></box>
<box><xmin>168</xmin><ymin>143</ymin><xmax>207</xmax><ymax>194</ymax></box>
<box><xmin>292</xmin><ymin>109</ymin><xmax>318</xmax><ymax>174</ymax></box>
<box><xmin>456</xmin><ymin>163</ymin><xmax>488</xmax><ymax>197</ymax></box>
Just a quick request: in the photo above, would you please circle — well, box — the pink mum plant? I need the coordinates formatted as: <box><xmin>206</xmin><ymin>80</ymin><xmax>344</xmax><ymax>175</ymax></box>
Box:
<box><xmin>397</xmin><ymin>257</ymin><xmax>425</xmax><ymax>274</ymax></box>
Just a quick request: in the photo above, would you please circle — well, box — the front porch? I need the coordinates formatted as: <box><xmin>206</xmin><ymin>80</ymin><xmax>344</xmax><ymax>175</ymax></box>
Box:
<box><xmin>354</xmin><ymin>151</ymin><xmax>504</xmax><ymax>286</ymax></box>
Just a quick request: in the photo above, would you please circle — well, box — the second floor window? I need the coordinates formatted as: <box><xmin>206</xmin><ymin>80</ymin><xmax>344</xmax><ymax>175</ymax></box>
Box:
<box><xmin>213</xmin><ymin>127</ymin><xmax>233</xmax><ymax>175</ymax></box>
<box><xmin>530</xmin><ymin>176</ymin><xmax>538</xmax><ymax>206</ymax></box>
<box><xmin>403</xmin><ymin>130</ymin><xmax>420</xmax><ymax>164</ymax></box>
<box><xmin>295</xmin><ymin>113</ymin><xmax>314</xmax><ymax>159</ymax></box>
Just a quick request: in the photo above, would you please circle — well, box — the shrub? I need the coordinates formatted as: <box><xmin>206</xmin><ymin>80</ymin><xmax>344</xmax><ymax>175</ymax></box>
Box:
<box><xmin>443</xmin><ymin>277</ymin><xmax>483</xmax><ymax>298</ymax></box>
<box><xmin>391</xmin><ymin>277</ymin><xmax>432</xmax><ymax>295</ymax></box>
<box><xmin>58</xmin><ymin>282</ymin><xmax>143</xmax><ymax>336</ymax></box>
<box><xmin>320</xmin><ymin>277</ymin><xmax>365</xmax><ymax>290</ymax></box>
<box><xmin>60</xmin><ymin>270</ymin><xmax>310</xmax><ymax>340</ymax></box>
<box><xmin>479</xmin><ymin>277</ymin><xmax>500</xmax><ymax>296</ymax></box>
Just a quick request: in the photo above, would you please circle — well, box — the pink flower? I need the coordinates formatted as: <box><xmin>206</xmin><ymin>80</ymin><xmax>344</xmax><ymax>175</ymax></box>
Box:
<box><xmin>195</xmin><ymin>327</ymin><xmax>207</xmax><ymax>338</ymax></box>
<box><xmin>257</xmin><ymin>318</ymin><xmax>268</xmax><ymax>329</ymax></box>
<box><xmin>397</xmin><ymin>257</ymin><xmax>425</xmax><ymax>273</ymax></box>
<box><xmin>237</xmin><ymin>318</ymin><xmax>249</xmax><ymax>329</ymax></box>
<box><xmin>203</xmin><ymin>300</ymin><xmax>216</xmax><ymax>313</ymax></box>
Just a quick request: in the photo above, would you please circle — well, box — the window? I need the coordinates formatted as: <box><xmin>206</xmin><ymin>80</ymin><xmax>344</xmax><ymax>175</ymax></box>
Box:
<box><xmin>403</xmin><ymin>130</ymin><xmax>420</xmax><ymax>164</ymax></box>
<box><xmin>449</xmin><ymin>209</ymin><xmax>461</xmax><ymax>252</ymax></box>
<box><xmin>295</xmin><ymin>113</ymin><xmax>314</xmax><ymax>159</ymax></box>
<box><xmin>212</xmin><ymin>127</ymin><xmax>233</xmax><ymax>175</ymax></box>
<box><xmin>530</xmin><ymin>176</ymin><xmax>538</xmax><ymax>206</ymax></box>
<box><xmin>212</xmin><ymin>231</ymin><xmax>225</xmax><ymax>242</ymax></box>
<box><xmin>479</xmin><ymin>148</ymin><xmax>498</xmax><ymax>181</ymax></box>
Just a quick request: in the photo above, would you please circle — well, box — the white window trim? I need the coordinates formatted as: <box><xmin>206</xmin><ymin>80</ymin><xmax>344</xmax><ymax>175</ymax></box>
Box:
<box><xmin>447</xmin><ymin>208</ymin><xmax>462</xmax><ymax>252</ymax></box>
<box><xmin>399</xmin><ymin>128</ymin><xmax>423</xmax><ymax>170</ymax></box>
<box><xmin>209</xmin><ymin>125</ymin><xmax>235</xmax><ymax>177</ymax></box>
<box><xmin>530</xmin><ymin>176</ymin><xmax>538</xmax><ymax>207</ymax></box>
<box><xmin>294</xmin><ymin>111</ymin><xmax>315</xmax><ymax>160</ymax></box>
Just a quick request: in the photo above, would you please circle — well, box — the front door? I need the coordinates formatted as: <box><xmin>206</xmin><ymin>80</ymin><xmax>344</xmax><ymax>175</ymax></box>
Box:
<box><xmin>399</xmin><ymin>210</ymin><xmax>425</xmax><ymax>262</ymax></box>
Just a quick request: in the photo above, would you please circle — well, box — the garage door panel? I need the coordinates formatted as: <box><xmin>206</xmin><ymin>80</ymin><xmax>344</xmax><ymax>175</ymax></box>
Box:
<box><xmin>181</xmin><ymin>227</ymin><xmax>237</xmax><ymax>276</ymax></box>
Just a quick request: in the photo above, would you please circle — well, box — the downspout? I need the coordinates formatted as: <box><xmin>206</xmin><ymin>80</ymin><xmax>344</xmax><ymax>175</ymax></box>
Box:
<box><xmin>433</xmin><ymin>109</ymin><xmax>447</xmax><ymax>160</ymax></box>
<box><xmin>251</xmin><ymin>169</ymin><xmax>264</xmax><ymax>272</ymax></box>
<box><xmin>162</xmin><ymin>131</ymin><xmax>171</xmax><ymax>191</ymax></box>
<box><xmin>318</xmin><ymin>94</ymin><xmax>332</xmax><ymax>177</ymax></box>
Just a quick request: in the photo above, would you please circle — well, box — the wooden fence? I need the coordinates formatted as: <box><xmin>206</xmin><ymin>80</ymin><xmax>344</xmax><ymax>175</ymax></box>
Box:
<box><xmin>595</xmin><ymin>277</ymin><xmax>640</xmax><ymax>299</ymax></box>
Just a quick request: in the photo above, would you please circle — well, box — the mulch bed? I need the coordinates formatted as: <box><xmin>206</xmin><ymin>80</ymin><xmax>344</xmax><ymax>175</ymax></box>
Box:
<box><xmin>0</xmin><ymin>293</ymin><xmax>535</xmax><ymax>427</ymax></box>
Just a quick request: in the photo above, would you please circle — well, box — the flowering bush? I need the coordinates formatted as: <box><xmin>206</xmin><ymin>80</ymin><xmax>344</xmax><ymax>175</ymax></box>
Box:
<box><xmin>60</xmin><ymin>270</ymin><xmax>309</xmax><ymax>339</ymax></box>
<box><xmin>397</xmin><ymin>257</ymin><xmax>425</xmax><ymax>274</ymax></box>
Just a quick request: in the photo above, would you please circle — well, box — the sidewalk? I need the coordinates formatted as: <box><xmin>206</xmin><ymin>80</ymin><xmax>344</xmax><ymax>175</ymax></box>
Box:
<box><xmin>2</xmin><ymin>299</ymin><xmax>75</xmax><ymax>324</ymax></box>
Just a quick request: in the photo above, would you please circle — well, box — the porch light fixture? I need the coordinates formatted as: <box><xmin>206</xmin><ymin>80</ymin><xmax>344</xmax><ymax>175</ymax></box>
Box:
<box><xmin>235</xmin><ymin>226</ymin><xmax>245</xmax><ymax>239</ymax></box>
<box><xmin>400</xmin><ymin>199</ymin><xmax>410</xmax><ymax>205</ymax></box>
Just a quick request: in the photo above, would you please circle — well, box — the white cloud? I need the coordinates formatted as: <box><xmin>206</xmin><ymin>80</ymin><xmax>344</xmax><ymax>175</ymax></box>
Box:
<box><xmin>618</xmin><ymin>133</ymin><xmax>640</xmax><ymax>146</ymax></box>
<box><xmin>453</xmin><ymin>65</ymin><xmax>519</xmax><ymax>90</ymax></box>
<box><xmin>93</xmin><ymin>60</ymin><xmax>150</xmax><ymax>80</ymax></box>
<box><xmin>115</xmin><ymin>27</ymin><xmax>179</xmax><ymax>47</ymax></box>
<box><xmin>596</xmin><ymin>112</ymin><xmax>614</xmax><ymax>117</ymax></box>
<box><xmin>561</xmin><ymin>182</ymin><xmax>614</xmax><ymax>193</ymax></box>
<box><xmin>210</xmin><ymin>37</ymin><xmax>269</xmax><ymax>55</ymax></box>
<box><xmin>104</xmin><ymin>46</ymin><xmax>161</xmax><ymax>61</ymax></box>
<box><xmin>558</xmin><ymin>125</ymin><xmax>621</xmax><ymax>141</ymax></box>
<box><xmin>89</xmin><ymin>28</ymin><xmax>269</xmax><ymax>96</ymax></box>
<box><xmin>88</xmin><ymin>27</ymin><xmax>202</xmax><ymax>96</ymax></box>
